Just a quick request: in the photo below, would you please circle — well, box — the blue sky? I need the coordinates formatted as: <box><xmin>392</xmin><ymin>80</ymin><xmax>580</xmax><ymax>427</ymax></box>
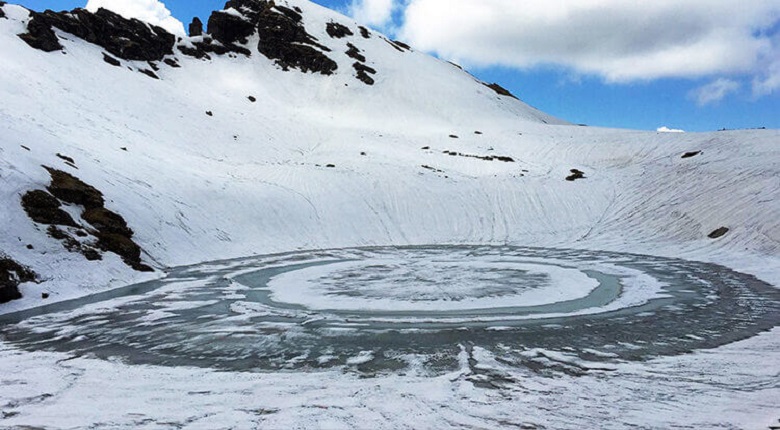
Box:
<box><xmin>16</xmin><ymin>0</ymin><xmax>780</xmax><ymax>132</ymax></box>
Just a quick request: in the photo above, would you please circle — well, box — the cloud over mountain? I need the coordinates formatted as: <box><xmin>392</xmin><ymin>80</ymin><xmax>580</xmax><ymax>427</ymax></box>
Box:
<box><xmin>349</xmin><ymin>0</ymin><xmax>395</xmax><ymax>27</ymax></box>
<box><xmin>349</xmin><ymin>0</ymin><xmax>780</xmax><ymax>91</ymax></box>
<box><xmin>85</xmin><ymin>0</ymin><xmax>185</xmax><ymax>35</ymax></box>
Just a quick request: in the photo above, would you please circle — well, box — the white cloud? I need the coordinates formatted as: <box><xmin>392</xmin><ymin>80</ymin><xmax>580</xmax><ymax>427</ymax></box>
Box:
<box><xmin>349</xmin><ymin>0</ymin><xmax>396</xmax><ymax>28</ymax></box>
<box><xmin>657</xmin><ymin>126</ymin><xmax>685</xmax><ymax>133</ymax></box>
<box><xmin>396</xmin><ymin>0</ymin><xmax>780</xmax><ymax>84</ymax></box>
<box><xmin>752</xmin><ymin>49</ymin><xmax>780</xmax><ymax>97</ymax></box>
<box><xmin>689</xmin><ymin>78</ymin><xmax>741</xmax><ymax>106</ymax></box>
<box><xmin>85</xmin><ymin>0</ymin><xmax>185</xmax><ymax>36</ymax></box>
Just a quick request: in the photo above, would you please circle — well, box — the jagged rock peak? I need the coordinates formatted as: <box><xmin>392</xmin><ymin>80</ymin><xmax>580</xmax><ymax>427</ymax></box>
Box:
<box><xmin>188</xmin><ymin>17</ymin><xmax>203</xmax><ymax>37</ymax></box>
<box><xmin>201</xmin><ymin>0</ymin><xmax>338</xmax><ymax>75</ymax></box>
<box><xmin>11</xmin><ymin>1</ymin><xmax>386</xmax><ymax>79</ymax></box>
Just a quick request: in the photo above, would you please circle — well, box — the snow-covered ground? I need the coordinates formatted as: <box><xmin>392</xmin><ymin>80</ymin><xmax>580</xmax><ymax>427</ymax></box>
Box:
<box><xmin>0</xmin><ymin>0</ymin><xmax>778</xmax><ymax>428</ymax></box>
<box><xmin>0</xmin><ymin>327</ymin><xmax>778</xmax><ymax>429</ymax></box>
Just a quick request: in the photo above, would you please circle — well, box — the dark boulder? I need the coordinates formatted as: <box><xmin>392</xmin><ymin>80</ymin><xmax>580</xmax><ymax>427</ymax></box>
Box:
<box><xmin>358</xmin><ymin>26</ymin><xmax>370</xmax><ymax>38</ymax></box>
<box><xmin>102</xmin><ymin>53</ymin><xmax>121</xmax><ymax>66</ymax></box>
<box><xmin>353</xmin><ymin>62</ymin><xmax>376</xmax><ymax>85</ymax></box>
<box><xmin>345</xmin><ymin>43</ymin><xmax>366</xmax><ymax>62</ymax></box>
<box><xmin>44</xmin><ymin>166</ymin><xmax>105</xmax><ymax>209</ymax></box>
<box><xmin>326</xmin><ymin>22</ymin><xmax>353</xmax><ymax>38</ymax></box>
<box><xmin>139</xmin><ymin>68</ymin><xmax>160</xmax><ymax>79</ymax></box>
<box><xmin>0</xmin><ymin>3</ymin><xmax>6</xmax><ymax>19</ymax></box>
<box><xmin>566</xmin><ymin>169</ymin><xmax>586</xmax><ymax>181</ymax></box>
<box><xmin>19</xmin><ymin>8</ymin><xmax>175</xmax><ymax>61</ymax></box>
<box><xmin>681</xmin><ymin>151</ymin><xmax>701</xmax><ymax>159</ymax></box>
<box><xmin>21</xmin><ymin>189</ymin><xmax>78</xmax><ymax>227</ymax></box>
<box><xmin>189</xmin><ymin>17</ymin><xmax>203</xmax><ymax>37</ymax></box>
<box><xmin>0</xmin><ymin>283</ymin><xmax>21</xmax><ymax>303</ymax></box>
<box><xmin>708</xmin><ymin>227</ymin><xmax>729</xmax><ymax>239</ymax></box>
<box><xmin>0</xmin><ymin>258</ymin><xmax>37</xmax><ymax>304</ymax></box>
<box><xmin>385</xmin><ymin>39</ymin><xmax>404</xmax><ymax>52</ymax></box>
<box><xmin>392</xmin><ymin>40</ymin><xmax>411</xmax><ymax>50</ymax></box>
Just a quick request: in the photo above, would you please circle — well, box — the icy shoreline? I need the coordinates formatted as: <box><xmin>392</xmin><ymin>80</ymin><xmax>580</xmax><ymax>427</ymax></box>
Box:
<box><xmin>0</xmin><ymin>325</ymin><xmax>777</xmax><ymax>429</ymax></box>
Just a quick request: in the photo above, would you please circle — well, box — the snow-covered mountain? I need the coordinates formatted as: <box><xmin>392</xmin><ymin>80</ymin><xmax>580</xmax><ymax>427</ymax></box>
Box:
<box><xmin>1</xmin><ymin>1</ymin><xmax>779</xmax><ymax>428</ymax></box>
<box><xmin>1</xmin><ymin>0</ymin><xmax>778</xmax><ymax>309</ymax></box>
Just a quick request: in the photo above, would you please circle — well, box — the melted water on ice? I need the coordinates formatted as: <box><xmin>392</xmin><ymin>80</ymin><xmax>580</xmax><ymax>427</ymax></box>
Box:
<box><xmin>1</xmin><ymin>246</ymin><xmax>778</xmax><ymax>375</ymax></box>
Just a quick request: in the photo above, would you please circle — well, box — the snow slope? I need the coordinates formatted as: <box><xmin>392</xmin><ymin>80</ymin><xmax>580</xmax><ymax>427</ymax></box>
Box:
<box><xmin>0</xmin><ymin>0</ymin><xmax>778</xmax><ymax>427</ymax></box>
<box><xmin>1</xmin><ymin>1</ymin><xmax>776</xmax><ymax>309</ymax></box>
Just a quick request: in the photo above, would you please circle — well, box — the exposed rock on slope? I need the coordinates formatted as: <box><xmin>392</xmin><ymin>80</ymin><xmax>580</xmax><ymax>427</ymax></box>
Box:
<box><xmin>19</xmin><ymin>8</ymin><xmax>175</xmax><ymax>60</ymax></box>
<box><xmin>188</xmin><ymin>17</ymin><xmax>203</xmax><ymax>37</ymax></box>
<box><xmin>21</xmin><ymin>167</ymin><xmax>152</xmax><ymax>272</ymax></box>
<box><xmin>484</xmin><ymin>83</ymin><xmax>519</xmax><ymax>100</ymax></box>
<box><xmin>253</xmin><ymin>3</ymin><xmax>337</xmax><ymax>74</ymax></box>
<box><xmin>181</xmin><ymin>1</ymin><xmax>338</xmax><ymax>73</ymax></box>
<box><xmin>326</xmin><ymin>22</ymin><xmax>352</xmax><ymax>39</ymax></box>
<box><xmin>0</xmin><ymin>258</ymin><xmax>36</xmax><ymax>303</ymax></box>
<box><xmin>11</xmin><ymin>0</ymin><xmax>541</xmax><ymax>98</ymax></box>
<box><xmin>21</xmin><ymin>190</ymin><xmax>78</xmax><ymax>227</ymax></box>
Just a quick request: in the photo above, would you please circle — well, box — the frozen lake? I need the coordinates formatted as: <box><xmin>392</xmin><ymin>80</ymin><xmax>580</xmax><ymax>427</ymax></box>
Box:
<box><xmin>2</xmin><ymin>246</ymin><xmax>777</xmax><ymax>376</ymax></box>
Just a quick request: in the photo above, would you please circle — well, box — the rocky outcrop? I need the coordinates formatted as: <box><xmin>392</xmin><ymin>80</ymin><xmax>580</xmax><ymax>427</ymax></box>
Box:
<box><xmin>178</xmin><ymin>36</ymin><xmax>252</xmax><ymax>60</ymax></box>
<box><xmin>441</xmin><ymin>151</ymin><xmax>515</xmax><ymax>163</ymax></box>
<box><xmin>17</xmin><ymin>15</ymin><xmax>62</xmax><ymax>52</ymax></box>
<box><xmin>18</xmin><ymin>1</ymin><xmax>341</xmax><ymax>76</ymax></box>
<box><xmin>0</xmin><ymin>258</ymin><xmax>37</xmax><ymax>304</ymax></box>
<box><xmin>0</xmin><ymin>2</ymin><xmax>6</xmax><ymax>19</ymax></box>
<box><xmin>255</xmin><ymin>5</ymin><xmax>337</xmax><ymax>74</ymax></box>
<box><xmin>326</xmin><ymin>22</ymin><xmax>353</xmax><ymax>39</ymax></box>
<box><xmin>103</xmin><ymin>53</ymin><xmax>121</xmax><ymax>67</ymax></box>
<box><xmin>484</xmin><ymin>82</ymin><xmax>519</xmax><ymax>100</ymax></box>
<box><xmin>21</xmin><ymin>167</ymin><xmax>152</xmax><ymax>272</ymax></box>
<box><xmin>45</xmin><ymin>167</ymin><xmax>105</xmax><ymax>209</ymax></box>
<box><xmin>566</xmin><ymin>169</ymin><xmax>586</xmax><ymax>181</ymax></box>
<box><xmin>192</xmin><ymin>0</ymin><xmax>337</xmax><ymax>74</ymax></box>
<box><xmin>189</xmin><ymin>17</ymin><xmax>203</xmax><ymax>37</ymax></box>
<box><xmin>208</xmin><ymin>10</ymin><xmax>256</xmax><ymax>45</ymax></box>
<box><xmin>346</xmin><ymin>43</ymin><xmax>366</xmax><ymax>62</ymax></box>
<box><xmin>393</xmin><ymin>40</ymin><xmax>411</xmax><ymax>50</ymax></box>
<box><xmin>18</xmin><ymin>8</ymin><xmax>175</xmax><ymax>61</ymax></box>
<box><xmin>21</xmin><ymin>190</ymin><xmax>78</xmax><ymax>227</ymax></box>
<box><xmin>353</xmin><ymin>62</ymin><xmax>376</xmax><ymax>85</ymax></box>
